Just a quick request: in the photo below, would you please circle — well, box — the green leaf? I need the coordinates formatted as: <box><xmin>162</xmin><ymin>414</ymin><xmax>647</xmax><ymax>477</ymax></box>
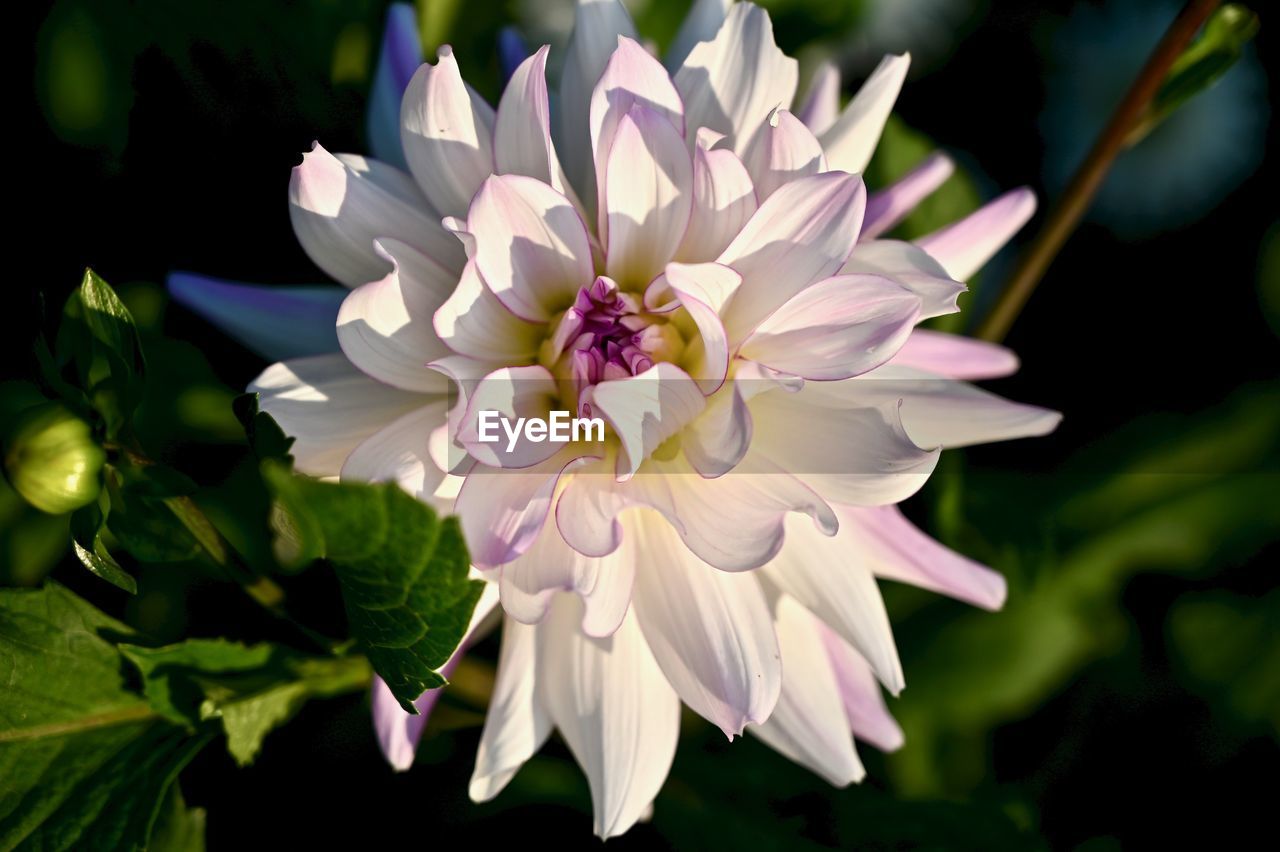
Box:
<box><xmin>118</xmin><ymin>638</ymin><xmax>370</xmax><ymax>766</ymax></box>
<box><xmin>147</xmin><ymin>785</ymin><xmax>206</xmax><ymax>852</ymax></box>
<box><xmin>102</xmin><ymin>465</ymin><xmax>202</xmax><ymax>563</ymax></box>
<box><xmin>55</xmin><ymin>270</ymin><xmax>148</xmax><ymax>439</ymax></box>
<box><xmin>1129</xmin><ymin>4</ymin><xmax>1261</xmax><ymax>146</ymax></box>
<box><xmin>69</xmin><ymin>496</ymin><xmax>137</xmax><ymax>594</ymax></box>
<box><xmin>261</xmin><ymin>461</ymin><xmax>484</xmax><ymax>712</ymax></box>
<box><xmin>0</xmin><ymin>583</ymin><xmax>208</xmax><ymax>851</ymax></box>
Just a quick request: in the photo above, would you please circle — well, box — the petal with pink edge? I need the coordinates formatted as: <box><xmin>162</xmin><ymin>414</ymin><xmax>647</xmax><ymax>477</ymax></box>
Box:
<box><xmin>656</xmin><ymin>261</ymin><xmax>737</xmax><ymax>393</ymax></box>
<box><xmin>862</xmin><ymin>152</ymin><xmax>955</xmax><ymax>240</ymax></box>
<box><xmin>341</xmin><ymin>400</ymin><xmax>451</xmax><ymax>511</ymax></box>
<box><xmin>467</xmin><ymin>174</ymin><xmax>593</xmax><ymax>322</ymax></box>
<box><xmin>433</xmin><ymin>261</ymin><xmax>543</xmax><ymax>364</ymax></box>
<box><xmin>840</xmin><ymin>504</ymin><xmax>1008</xmax><ymax>611</ymax></box>
<box><xmin>718</xmin><ymin>171</ymin><xmax>867</xmax><ymax>342</ymax></box>
<box><xmin>819</xmin><ymin>624</ymin><xmax>905</xmax><ymax>752</ymax></box>
<box><xmin>890</xmin><ymin>329</ymin><xmax>1020</xmax><ymax>380</ymax></box>
<box><xmin>740</xmin><ymin>274</ymin><xmax>922</xmax><ymax>381</ymax></box>
<box><xmin>456</xmin><ymin>365</ymin><xmax>563</xmax><ymax>468</ymax></box>
<box><xmin>603</xmin><ymin>107</ymin><xmax>693</xmax><ymax>288</ymax></box>
<box><xmin>841</xmin><ymin>239</ymin><xmax>965</xmax><ymax>319</ymax></box>
<box><xmin>916</xmin><ymin>187</ymin><xmax>1037</xmax><ymax>281</ymax></box>
<box><xmin>582</xmin><ymin>362</ymin><xmax>707</xmax><ymax>480</ymax></box>
<box><xmin>796</xmin><ymin>60</ymin><xmax>840</xmax><ymax>135</ymax></box>
<box><xmin>494</xmin><ymin>46</ymin><xmax>562</xmax><ymax>188</ymax></box>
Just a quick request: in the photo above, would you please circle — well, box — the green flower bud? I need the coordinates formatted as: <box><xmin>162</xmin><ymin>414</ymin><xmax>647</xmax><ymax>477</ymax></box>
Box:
<box><xmin>4</xmin><ymin>403</ymin><xmax>105</xmax><ymax>515</ymax></box>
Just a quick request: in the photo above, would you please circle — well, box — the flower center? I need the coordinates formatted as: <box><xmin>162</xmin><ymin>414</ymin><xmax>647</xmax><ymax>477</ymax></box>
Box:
<box><xmin>540</xmin><ymin>276</ymin><xmax>684</xmax><ymax>413</ymax></box>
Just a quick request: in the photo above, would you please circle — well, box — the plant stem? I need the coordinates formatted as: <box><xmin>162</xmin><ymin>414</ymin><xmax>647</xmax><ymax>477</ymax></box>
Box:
<box><xmin>975</xmin><ymin>0</ymin><xmax>1222</xmax><ymax>343</ymax></box>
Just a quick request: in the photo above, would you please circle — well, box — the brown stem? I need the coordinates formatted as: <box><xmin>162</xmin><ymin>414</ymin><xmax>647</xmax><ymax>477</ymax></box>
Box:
<box><xmin>975</xmin><ymin>0</ymin><xmax>1222</xmax><ymax>343</ymax></box>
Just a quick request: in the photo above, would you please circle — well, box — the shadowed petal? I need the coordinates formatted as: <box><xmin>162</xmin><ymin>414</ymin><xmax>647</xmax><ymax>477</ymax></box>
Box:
<box><xmin>665</xmin><ymin>0</ymin><xmax>731</xmax><ymax>71</ymax></box>
<box><xmin>742</xmin><ymin>108</ymin><xmax>827</xmax><ymax>201</ymax></box>
<box><xmin>675</xmin><ymin>128</ymin><xmax>757</xmax><ymax>263</ymax></box>
<box><xmin>819</xmin><ymin>53</ymin><xmax>910</xmax><ymax>174</ymax></box>
<box><xmin>796</xmin><ymin>60</ymin><xmax>840</xmax><ymax>135</ymax></box>
<box><xmin>841</xmin><ymin>239</ymin><xmax>965</xmax><ymax>319</ymax></box>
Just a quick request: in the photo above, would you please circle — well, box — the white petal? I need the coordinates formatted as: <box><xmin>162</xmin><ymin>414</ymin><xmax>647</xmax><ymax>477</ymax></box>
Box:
<box><xmin>467</xmin><ymin>174</ymin><xmax>593</xmax><ymax>321</ymax></box>
<box><xmin>494</xmin><ymin>46</ymin><xmax>561</xmax><ymax>187</ymax></box>
<box><xmin>657</xmin><ymin>261</ymin><xmax>737</xmax><ymax>393</ymax></box>
<box><xmin>248</xmin><ymin>354</ymin><xmax>429</xmax><ymax>477</ymax></box>
<box><xmin>400</xmin><ymin>46</ymin><xmax>496</xmax><ymax>219</ymax></box>
<box><xmin>839</xmin><ymin>504</ymin><xmax>1007</xmax><ymax>611</ymax></box>
<box><xmin>432</xmin><ymin>261</ymin><xmax>544</xmax><ymax>364</ymax></box>
<box><xmin>742</xmin><ymin>108</ymin><xmax>827</xmax><ymax>201</ymax></box>
<box><xmin>289</xmin><ymin>146</ymin><xmax>464</xmax><ymax>286</ymax></box>
<box><xmin>845</xmin><ymin>364</ymin><xmax>1063</xmax><ymax>448</ymax></box>
<box><xmin>583</xmin><ymin>362</ymin><xmax>707</xmax><ymax>479</ymax></box>
<box><xmin>674</xmin><ymin>2</ymin><xmax>798</xmax><ymax>155</ymax></box>
<box><xmin>456</xmin><ymin>365</ymin><xmax>563</xmax><ymax>468</ymax></box>
<box><xmin>455</xmin><ymin>449</ymin><xmax>592</xmax><ymax>568</ymax></box>
<box><xmin>718</xmin><ymin>171</ymin><xmax>866</xmax><ymax>342</ymax></box>
<box><xmin>558</xmin><ymin>0</ymin><xmax>638</xmax><ymax>205</ymax></box>
<box><xmin>470</xmin><ymin>617</ymin><xmax>553</xmax><ymax>801</ymax></box>
<box><xmin>749</xmin><ymin>592</ymin><xmax>865</xmax><ymax>786</ymax></box>
<box><xmin>890</xmin><ymin>329</ymin><xmax>1020</xmax><ymax>380</ymax></box>
<box><xmin>648</xmin><ymin>451</ymin><xmax>837</xmax><ymax>571</ymax></box>
<box><xmin>630</xmin><ymin>513</ymin><xmax>781</xmax><ymax>738</ymax></box>
<box><xmin>762</xmin><ymin>513</ymin><xmax>904</xmax><ymax>692</ymax></box>
<box><xmin>590</xmin><ymin>36</ymin><xmax>685</xmax><ymax>230</ymax></box>
<box><xmin>675</xmin><ymin>128</ymin><xmax>758</xmax><ymax>263</ymax></box>
<box><xmin>862</xmin><ymin>151</ymin><xmax>955</xmax><ymax>240</ymax></box>
<box><xmin>341</xmin><ymin>399</ymin><xmax>451</xmax><ymax>510</ymax></box>
<box><xmin>536</xmin><ymin>594</ymin><xmax>679</xmax><ymax>840</ymax></box>
<box><xmin>819</xmin><ymin>53</ymin><xmax>909</xmax><ymax>175</ymax></box>
<box><xmin>915</xmin><ymin>187</ymin><xmax>1037</xmax><ymax>281</ymax></box>
<box><xmin>841</xmin><ymin>239</ymin><xmax>964</xmax><ymax>319</ymax></box>
<box><xmin>796</xmin><ymin>60</ymin><xmax>840</xmax><ymax>136</ymax></box>
<box><xmin>740</xmin><ymin>274</ymin><xmax>922</xmax><ymax>380</ymax></box>
<box><xmin>665</xmin><ymin>0</ymin><xmax>731</xmax><ymax>71</ymax></box>
<box><xmin>603</xmin><ymin>107</ymin><xmax>693</xmax><ymax>288</ymax></box>
<box><xmin>500</xmin><ymin>512</ymin><xmax>635</xmax><ymax>638</ymax></box>
<box><xmin>336</xmin><ymin>239</ymin><xmax>455</xmax><ymax>392</ymax></box>
<box><xmin>748</xmin><ymin>391</ymin><xmax>940</xmax><ymax>506</ymax></box>
<box><xmin>820</xmin><ymin>626</ymin><xmax>905</xmax><ymax>752</ymax></box>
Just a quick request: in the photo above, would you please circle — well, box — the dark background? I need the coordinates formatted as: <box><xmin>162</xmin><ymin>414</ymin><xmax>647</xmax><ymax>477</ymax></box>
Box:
<box><xmin>12</xmin><ymin>0</ymin><xmax>1279</xmax><ymax>848</ymax></box>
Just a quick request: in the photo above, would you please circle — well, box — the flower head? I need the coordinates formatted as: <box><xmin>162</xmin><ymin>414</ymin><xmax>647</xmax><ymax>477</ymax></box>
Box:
<box><xmin>172</xmin><ymin>0</ymin><xmax>1059</xmax><ymax>838</ymax></box>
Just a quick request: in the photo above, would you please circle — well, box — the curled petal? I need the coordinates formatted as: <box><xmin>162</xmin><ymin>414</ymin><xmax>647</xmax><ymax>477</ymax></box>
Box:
<box><xmin>915</xmin><ymin>187</ymin><xmax>1037</xmax><ymax>281</ymax></box>
<box><xmin>400</xmin><ymin>47</ymin><xmax>496</xmax><ymax>219</ymax></box>
<box><xmin>337</xmin><ymin>239</ymin><xmax>455</xmax><ymax>392</ymax></box>
<box><xmin>341</xmin><ymin>400</ymin><xmax>451</xmax><ymax>512</ymax></box>
<box><xmin>819</xmin><ymin>53</ymin><xmax>910</xmax><ymax>175</ymax></box>
<box><xmin>583</xmin><ymin>362</ymin><xmax>707</xmax><ymax>480</ymax></box>
<box><xmin>289</xmin><ymin>146</ymin><xmax>464</xmax><ymax>286</ymax></box>
<box><xmin>433</xmin><ymin>261</ymin><xmax>543</xmax><ymax>364</ymax></box>
<box><xmin>655</xmin><ymin>261</ymin><xmax>738</xmax><ymax>393</ymax></box>
<box><xmin>456</xmin><ymin>365</ymin><xmax>563</xmax><ymax>468</ymax></box>
<box><xmin>841</xmin><ymin>239</ymin><xmax>965</xmax><ymax>320</ymax></box>
<box><xmin>494</xmin><ymin>46</ymin><xmax>561</xmax><ymax>187</ymax></box>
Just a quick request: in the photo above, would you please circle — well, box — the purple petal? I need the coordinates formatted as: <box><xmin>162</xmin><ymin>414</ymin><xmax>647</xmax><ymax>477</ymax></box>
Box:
<box><xmin>166</xmin><ymin>272</ymin><xmax>344</xmax><ymax>360</ymax></box>
<box><xmin>368</xmin><ymin>3</ymin><xmax>425</xmax><ymax>170</ymax></box>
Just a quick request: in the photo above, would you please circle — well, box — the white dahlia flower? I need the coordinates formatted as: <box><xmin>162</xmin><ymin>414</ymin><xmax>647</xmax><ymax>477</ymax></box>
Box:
<box><xmin>171</xmin><ymin>0</ymin><xmax>1059</xmax><ymax>838</ymax></box>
